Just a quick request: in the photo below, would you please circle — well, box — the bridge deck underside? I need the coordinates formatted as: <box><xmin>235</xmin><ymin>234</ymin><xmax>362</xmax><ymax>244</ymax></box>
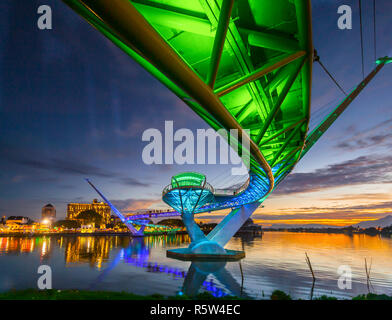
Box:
<box><xmin>66</xmin><ymin>0</ymin><xmax>313</xmax><ymax>209</ymax></box>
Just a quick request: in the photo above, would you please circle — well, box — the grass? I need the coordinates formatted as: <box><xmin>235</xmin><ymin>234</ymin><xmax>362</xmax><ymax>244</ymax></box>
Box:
<box><xmin>352</xmin><ymin>293</ymin><xmax>392</xmax><ymax>300</ymax></box>
<box><xmin>0</xmin><ymin>289</ymin><xmax>391</xmax><ymax>300</ymax></box>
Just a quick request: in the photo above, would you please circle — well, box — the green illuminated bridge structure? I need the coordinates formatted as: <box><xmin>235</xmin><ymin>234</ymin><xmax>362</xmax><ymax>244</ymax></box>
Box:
<box><xmin>69</xmin><ymin>0</ymin><xmax>392</xmax><ymax>257</ymax></box>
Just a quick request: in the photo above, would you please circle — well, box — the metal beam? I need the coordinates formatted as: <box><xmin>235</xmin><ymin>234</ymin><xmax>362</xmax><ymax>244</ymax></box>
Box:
<box><xmin>273</xmin><ymin>146</ymin><xmax>302</xmax><ymax>178</ymax></box>
<box><xmin>235</xmin><ymin>99</ymin><xmax>253</xmax><ymax>122</ymax></box>
<box><xmin>256</xmin><ymin>57</ymin><xmax>306</xmax><ymax>144</ymax></box>
<box><xmin>85</xmin><ymin>179</ymin><xmax>139</xmax><ymax>234</ymax></box>
<box><xmin>133</xmin><ymin>2</ymin><xmax>213</xmax><ymax>37</ymax></box>
<box><xmin>133</xmin><ymin>1</ymin><xmax>297</xmax><ymax>48</ymax></box>
<box><xmin>214</xmin><ymin>51</ymin><xmax>306</xmax><ymax>97</ymax></box>
<box><xmin>264</xmin><ymin>63</ymin><xmax>293</xmax><ymax>93</ymax></box>
<box><xmin>246</xmin><ymin>28</ymin><xmax>300</xmax><ymax>53</ymax></box>
<box><xmin>245</xmin><ymin>116</ymin><xmax>305</xmax><ymax>131</ymax></box>
<box><xmin>270</xmin><ymin>124</ymin><xmax>302</xmax><ymax>167</ymax></box>
<box><xmin>206</xmin><ymin>0</ymin><xmax>234</xmax><ymax>88</ymax></box>
<box><xmin>259</xmin><ymin>118</ymin><xmax>306</xmax><ymax>146</ymax></box>
<box><xmin>200</xmin><ymin>0</ymin><xmax>272</xmax><ymax>124</ymax></box>
<box><xmin>294</xmin><ymin>0</ymin><xmax>313</xmax><ymax>136</ymax></box>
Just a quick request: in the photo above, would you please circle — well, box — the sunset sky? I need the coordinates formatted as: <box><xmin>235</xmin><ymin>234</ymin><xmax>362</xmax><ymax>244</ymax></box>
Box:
<box><xmin>0</xmin><ymin>0</ymin><xmax>391</xmax><ymax>227</ymax></box>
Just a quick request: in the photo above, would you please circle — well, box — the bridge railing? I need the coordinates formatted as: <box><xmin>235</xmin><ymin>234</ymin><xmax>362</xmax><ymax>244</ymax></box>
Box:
<box><xmin>162</xmin><ymin>181</ymin><xmax>214</xmax><ymax>197</ymax></box>
<box><xmin>213</xmin><ymin>177</ymin><xmax>250</xmax><ymax>196</ymax></box>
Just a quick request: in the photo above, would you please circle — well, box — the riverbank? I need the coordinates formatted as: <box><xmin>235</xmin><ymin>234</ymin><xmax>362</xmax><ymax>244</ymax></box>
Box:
<box><xmin>0</xmin><ymin>289</ymin><xmax>391</xmax><ymax>300</ymax></box>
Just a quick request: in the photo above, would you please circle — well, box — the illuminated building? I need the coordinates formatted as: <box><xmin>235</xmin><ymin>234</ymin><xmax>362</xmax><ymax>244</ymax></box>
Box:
<box><xmin>67</xmin><ymin>199</ymin><xmax>111</xmax><ymax>224</ymax></box>
<box><xmin>6</xmin><ymin>216</ymin><xmax>29</xmax><ymax>225</ymax></box>
<box><xmin>41</xmin><ymin>203</ymin><xmax>56</xmax><ymax>222</ymax></box>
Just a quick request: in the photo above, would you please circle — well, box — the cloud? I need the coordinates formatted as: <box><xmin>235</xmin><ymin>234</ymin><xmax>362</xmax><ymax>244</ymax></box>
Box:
<box><xmin>274</xmin><ymin>154</ymin><xmax>392</xmax><ymax>195</ymax></box>
<box><xmin>325</xmin><ymin>193</ymin><xmax>391</xmax><ymax>201</ymax></box>
<box><xmin>11</xmin><ymin>175</ymin><xmax>26</xmax><ymax>183</ymax></box>
<box><xmin>336</xmin><ymin>132</ymin><xmax>392</xmax><ymax>151</ymax></box>
<box><xmin>1</xmin><ymin>148</ymin><xmax>150</xmax><ymax>187</ymax></box>
<box><xmin>196</xmin><ymin>204</ymin><xmax>392</xmax><ymax>224</ymax></box>
<box><xmin>251</xmin><ymin>200</ymin><xmax>392</xmax><ymax>223</ymax></box>
<box><xmin>8</xmin><ymin>156</ymin><xmax>115</xmax><ymax>178</ymax></box>
<box><xmin>119</xmin><ymin>177</ymin><xmax>150</xmax><ymax>187</ymax></box>
<box><xmin>111</xmin><ymin>198</ymin><xmax>162</xmax><ymax>213</ymax></box>
<box><xmin>335</xmin><ymin>118</ymin><xmax>392</xmax><ymax>151</ymax></box>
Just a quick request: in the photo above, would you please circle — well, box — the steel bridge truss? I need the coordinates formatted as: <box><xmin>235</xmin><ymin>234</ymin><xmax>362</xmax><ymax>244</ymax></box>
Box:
<box><xmin>64</xmin><ymin>0</ymin><xmax>313</xmax><ymax>198</ymax></box>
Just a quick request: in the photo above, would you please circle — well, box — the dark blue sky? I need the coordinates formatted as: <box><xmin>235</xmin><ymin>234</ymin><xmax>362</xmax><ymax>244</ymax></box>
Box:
<box><xmin>0</xmin><ymin>0</ymin><xmax>391</xmax><ymax>223</ymax></box>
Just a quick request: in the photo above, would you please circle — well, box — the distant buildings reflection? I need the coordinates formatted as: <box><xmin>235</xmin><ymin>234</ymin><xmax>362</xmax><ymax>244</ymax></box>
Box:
<box><xmin>0</xmin><ymin>234</ymin><xmax>193</xmax><ymax>262</ymax></box>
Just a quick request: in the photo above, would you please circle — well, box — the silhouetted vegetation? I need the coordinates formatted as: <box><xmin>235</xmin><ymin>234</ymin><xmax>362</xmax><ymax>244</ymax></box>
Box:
<box><xmin>314</xmin><ymin>295</ymin><xmax>338</xmax><ymax>300</ymax></box>
<box><xmin>353</xmin><ymin>293</ymin><xmax>392</xmax><ymax>300</ymax></box>
<box><xmin>157</xmin><ymin>219</ymin><xmax>184</xmax><ymax>228</ymax></box>
<box><xmin>270</xmin><ymin>290</ymin><xmax>292</xmax><ymax>300</ymax></box>
<box><xmin>381</xmin><ymin>226</ymin><xmax>392</xmax><ymax>236</ymax></box>
<box><xmin>264</xmin><ymin>225</ymin><xmax>392</xmax><ymax>237</ymax></box>
<box><xmin>53</xmin><ymin>219</ymin><xmax>81</xmax><ymax>229</ymax></box>
<box><xmin>76</xmin><ymin>210</ymin><xmax>102</xmax><ymax>225</ymax></box>
<box><xmin>199</xmin><ymin>223</ymin><xmax>217</xmax><ymax>233</ymax></box>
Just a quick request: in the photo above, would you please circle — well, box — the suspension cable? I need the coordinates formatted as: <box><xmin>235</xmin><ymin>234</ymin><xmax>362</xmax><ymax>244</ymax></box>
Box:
<box><xmin>359</xmin><ymin>0</ymin><xmax>365</xmax><ymax>79</ymax></box>
<box><xmin>373</xmin><ymin>0</ymin><xmax>377</xmax><ymax>61</ymax></box>
<box><xmin>314</xmin><ymin>50</ymin><xmax>347</xmax><ymax>96</ymax></box>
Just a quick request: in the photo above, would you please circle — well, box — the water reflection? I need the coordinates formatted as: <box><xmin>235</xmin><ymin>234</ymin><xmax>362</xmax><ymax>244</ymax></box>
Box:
<box><xmin>64</xmin><ymin>236</ymin><xmax>112</xmax><ymax>268</ymax></box>
<box><xmin>182</xmin><ymin>261</ymin><xmax>250</xmax><ymax>298</ymax></box>
<box><xmin>91</xmin><ymin>237</ymin><xmax>246</xmax><ymax>298</ymax></box>
<box><xmin>0</xmin><ymin>233</ymin><xmax>391</xmax><ymax>299</ymax></box>
<box><xmin>0</xmin><ymin>236</ymin><xmax>52</xmax><ymax>261</ymax></box>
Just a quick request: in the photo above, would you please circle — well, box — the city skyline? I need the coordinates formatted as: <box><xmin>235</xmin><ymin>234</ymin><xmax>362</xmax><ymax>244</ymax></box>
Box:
<box><xmin>1</xmin><ymin>0</ymin><xmax>392</xmax><ymax>226</ymax></box>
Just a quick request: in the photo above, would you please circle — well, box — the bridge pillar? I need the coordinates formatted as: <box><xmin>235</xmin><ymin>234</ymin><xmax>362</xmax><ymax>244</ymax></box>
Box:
<box><xmin>167</xmin><ymin>203</ymin><xmax>260</xmax><ymax>260</ymax></box>
<box><xmin>207</xmin><ymin>202</ymin><xmax>261</xmax><ymax>247</ymax></box>
<box><xmin>163</xmin><ymin>172</ymin><xmax>253</xmax><ymax>260</ymax></box>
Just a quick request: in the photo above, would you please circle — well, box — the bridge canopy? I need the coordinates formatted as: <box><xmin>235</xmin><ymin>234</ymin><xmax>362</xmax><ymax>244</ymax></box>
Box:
<box><xmin>171</xmin><ymin>172</ymin><xmax>206</xmax><ymax>188</ymax></box>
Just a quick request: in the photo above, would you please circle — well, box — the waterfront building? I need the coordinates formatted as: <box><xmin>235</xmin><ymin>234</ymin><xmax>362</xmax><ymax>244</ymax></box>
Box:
<box><xmin>109</xmin><ymin>214</ymin><xmax>121</xmax><ymax>225</ymax></box>
<box><xmin>5</xmin><ymin>216</ymin><xmax>32</xmax><ymax>231</ymax></box>
<box><xmin>67</xmin><ymin>199</ymin><xmax>111</xmax><ymax>224</ymax></box>
<box><xmin>41</xmin><ymin>203</ymin><xmax>56</xmax><ymax>222</ymax></box>
<box><xmin>6</xmin><ymin>216</ymin><xmax>29</xmax><ymax>225</ymax></box>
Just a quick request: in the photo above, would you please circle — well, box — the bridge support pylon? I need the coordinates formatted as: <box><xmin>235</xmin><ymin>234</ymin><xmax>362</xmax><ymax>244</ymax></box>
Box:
<box><xmin>163</xmin><ymin>173</ymin><xmax>260</xmax><ymax>261</ymax></box>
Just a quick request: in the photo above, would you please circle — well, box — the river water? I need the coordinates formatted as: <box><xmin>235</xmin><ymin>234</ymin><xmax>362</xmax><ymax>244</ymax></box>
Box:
<box><xmin>0</xmin><ymin>232</ymin><xmax>391</xmax><ymax>299</ymax></box>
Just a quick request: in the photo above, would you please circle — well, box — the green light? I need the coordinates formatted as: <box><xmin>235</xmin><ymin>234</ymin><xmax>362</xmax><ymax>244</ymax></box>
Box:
<box><xmin>376</xmin><ymin>56</ymin><xmax>392</xmax><ymax>65</ymax></box>
<box><xmin>171</xmin><ymin>172</ymin><xmax>206</xmax><ymax>188</ymax></box>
